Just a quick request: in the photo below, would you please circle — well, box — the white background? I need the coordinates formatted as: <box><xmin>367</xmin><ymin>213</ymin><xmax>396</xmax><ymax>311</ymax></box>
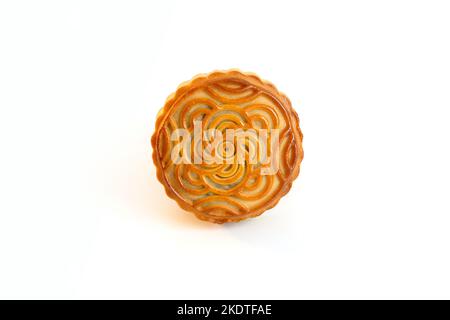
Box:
<box><xmin>0</xmin><ymin>0</ymin><xmax>449</xmax><ymax>299</ymax></box>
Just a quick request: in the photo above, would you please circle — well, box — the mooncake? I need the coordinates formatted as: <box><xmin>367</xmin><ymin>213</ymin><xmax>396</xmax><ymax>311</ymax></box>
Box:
<box><xmin>151</xmin><ymin>70</ymin><xmax>303</xmax><ymax>223</ymax></box>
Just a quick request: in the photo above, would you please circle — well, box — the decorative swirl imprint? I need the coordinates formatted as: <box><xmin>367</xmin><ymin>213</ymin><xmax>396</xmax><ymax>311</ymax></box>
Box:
<box><xmin>152</xmin><ymin>71</ymin><xmax>303</xmax><ymax>223</ymax></box>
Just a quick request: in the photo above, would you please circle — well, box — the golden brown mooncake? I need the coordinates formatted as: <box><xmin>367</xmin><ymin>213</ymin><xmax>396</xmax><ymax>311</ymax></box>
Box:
<box><xmin>151</xmin><ymin>70</ymin><xmax>303</xmax><ymax>223</ymax></box>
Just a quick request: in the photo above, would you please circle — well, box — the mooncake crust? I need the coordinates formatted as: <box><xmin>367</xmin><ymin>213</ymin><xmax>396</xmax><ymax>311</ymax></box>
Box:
<box><xmin>151</xmin><ymin>70</ymin><xmax>303</xmax><ymax>223</ymax></box>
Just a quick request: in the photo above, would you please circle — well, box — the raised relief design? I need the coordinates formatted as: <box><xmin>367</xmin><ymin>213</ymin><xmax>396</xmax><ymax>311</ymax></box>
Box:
<box><xmin>152</xmin><ymin>71</ymin><xmax>303</xmax><ymax>223</ymax></box>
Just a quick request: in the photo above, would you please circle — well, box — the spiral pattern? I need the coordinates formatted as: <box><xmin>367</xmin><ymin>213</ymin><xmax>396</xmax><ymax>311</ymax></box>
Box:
<box><xmin>152</xmin><ymin>71</ymin><xmax>303</xmax><ymax>223</ymax></box>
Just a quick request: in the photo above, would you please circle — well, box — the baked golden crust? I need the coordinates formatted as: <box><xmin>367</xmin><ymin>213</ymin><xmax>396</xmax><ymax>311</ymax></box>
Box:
<box><xmin>151</xmin><ymin>70</ymin><xmax>303</xmax><ymax>223</ymax></box>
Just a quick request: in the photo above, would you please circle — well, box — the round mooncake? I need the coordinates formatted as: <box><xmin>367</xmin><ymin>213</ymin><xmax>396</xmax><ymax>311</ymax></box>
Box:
<box><xmin>151</xmin><ymin>70</ymin><xmax>303</xmax><ymax>223</ymax></box>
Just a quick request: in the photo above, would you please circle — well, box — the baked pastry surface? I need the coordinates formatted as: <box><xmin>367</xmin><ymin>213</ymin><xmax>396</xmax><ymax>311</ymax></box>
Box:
<box><xmin>151</xmin><ymin>70</ymin><xmax>303</xmax><ymax>223</ymax></box>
